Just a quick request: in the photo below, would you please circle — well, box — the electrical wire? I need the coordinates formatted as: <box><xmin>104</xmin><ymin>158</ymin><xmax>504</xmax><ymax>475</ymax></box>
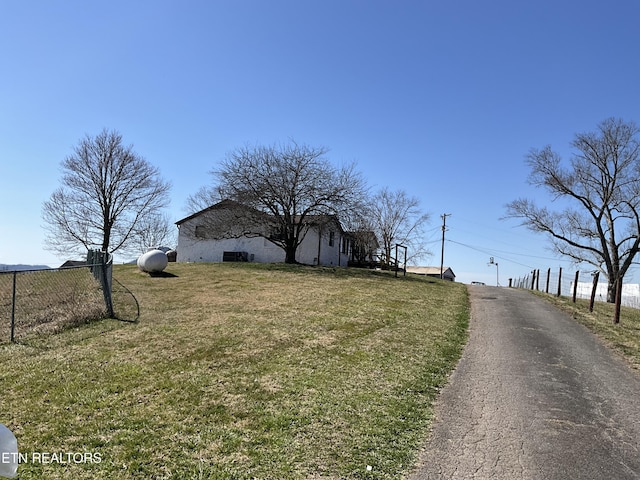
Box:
<box><xmin>446</xmin><ymin>238</ymin><xmax>554</xmax><ymax>269</ymax></box>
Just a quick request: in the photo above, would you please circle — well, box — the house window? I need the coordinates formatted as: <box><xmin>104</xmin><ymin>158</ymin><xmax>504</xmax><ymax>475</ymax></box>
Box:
<box><xmin>329</xmin><ymin>231</ymin><xmax>335</xmax><ymax>247</ymax></box>
<box><xmin>195</xmin><ymin>225</ymin><xmax>206</xmax><ymax>238</ymax></box>
<box><xmin>341</xmin><ymin>237</ymin><xmax>349</xmax><ymax>254</ymax></box>
<box><xmin>269</xmin><ymin>226</ymin><xmax>286</xmax><ymax>241</ymax></box>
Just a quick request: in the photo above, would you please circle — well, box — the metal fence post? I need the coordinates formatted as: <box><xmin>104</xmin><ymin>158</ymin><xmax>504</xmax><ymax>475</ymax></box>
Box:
<box><xmin>10</xmin><ymin>271</ymin><xmax>17</xmax><ymax>343</ymax></box>
<box><xmin>87</xmin><ymin>249</ymin><xmax>114</xmax><ymax>318</ymax></box>
<box><xmin>572</xmin><ymin>271</ymin><xmax>579</xmax><ymax>303</ymax></box>
<box><xmin>101</xmin><ymin>253</ymin><xmax>114</xmax><ymax>318</ymax></box>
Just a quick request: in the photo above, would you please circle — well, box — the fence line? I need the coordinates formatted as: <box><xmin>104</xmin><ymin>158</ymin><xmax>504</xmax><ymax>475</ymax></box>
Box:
<box><xmin>510</xmin><ymin>268</ymin><xmax>640</xmax><ymax>310</ymax></box>
<box><xmin>1</xmin><ymin>250</ymin><xmax>138</xmax><ymax>344</ymax></box>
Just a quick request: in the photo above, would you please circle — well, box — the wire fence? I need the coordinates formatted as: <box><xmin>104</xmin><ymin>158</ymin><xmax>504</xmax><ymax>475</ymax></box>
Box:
<box><xmin>0</xmin><ymin>251</ymin><xmax>139</xmax><ymax>344</ymax></box>
<box><xmin>510</xmin><ymin>267</ymin><xmax>640</xmax><ymax>309</ymax></box>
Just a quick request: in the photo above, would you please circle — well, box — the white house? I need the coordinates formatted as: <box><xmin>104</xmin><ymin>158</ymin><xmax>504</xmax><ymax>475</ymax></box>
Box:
<box><xmin>175</xmin><ymin>200</ymin><xmax>353</xmax><ymax>266</ymax></box>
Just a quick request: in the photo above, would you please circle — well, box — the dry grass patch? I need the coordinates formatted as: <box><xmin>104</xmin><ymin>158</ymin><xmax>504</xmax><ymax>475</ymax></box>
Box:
<box><xmin>0</xmin><ymin>268</ymin><xmax>106</xmax><ymax>342</ymax></box>
<box><xmin>1</xmin><ymin>263</ymin><xmax>469</xmax><ymax>479</ymax></box>
<box><xmin>531</xmin><ymin>290</ymin><xmax>640</xmax><ymax>369</ymax></box>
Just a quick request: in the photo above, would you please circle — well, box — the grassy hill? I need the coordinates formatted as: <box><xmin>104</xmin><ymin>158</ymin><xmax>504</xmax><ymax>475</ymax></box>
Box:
<box><xmin>531</xmin><ymin>290</ymin><xmax>640</xmax><ymax>369</ymax></box>
<box><xmin>0</xmin><ymin>263</ymin><xmax>469</xmax><ymax>479</ymax></box>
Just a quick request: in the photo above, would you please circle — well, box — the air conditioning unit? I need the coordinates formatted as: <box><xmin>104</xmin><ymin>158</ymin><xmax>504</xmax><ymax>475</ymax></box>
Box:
<box><xmin>223</xmin><ymin>251</ymin><xmax>249</xmax><ymax>262</ymax></box>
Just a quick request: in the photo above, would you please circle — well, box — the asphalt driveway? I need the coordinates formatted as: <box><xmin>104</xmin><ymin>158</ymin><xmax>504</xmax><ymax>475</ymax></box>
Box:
<box><xmin>408</xmin><ymin>286</ymin><xmax>640</xmax><ymax>479</ymax></box>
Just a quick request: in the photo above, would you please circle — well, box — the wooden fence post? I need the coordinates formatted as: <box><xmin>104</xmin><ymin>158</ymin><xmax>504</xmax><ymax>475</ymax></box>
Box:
<box><xmin>545</xmin><ymin>268</ymin><xmax>550</xmax><ymax>294</ymax></box>
<box><xmin>572</xmin><ymin>270</ymin><xmax>579</xmax><ymax>303</ymax></box>
<box><xmin>394</xmin><ymin>244</ymin><xmax>399</xmax><ymax>278</ymax></box>
<box><xmin>613</xmin><ymin>276</ymin><xmax>622</xmax><ymax>324</ymax></box>
<box><xmin>589</xmin><ymin>272</ymin><xmax>599</xmax><ymax>312</ymax></box>
<box><xmin>557</xmin><ymin>267</ymin><xmax>562</xmax><ymax>297</ymax></box>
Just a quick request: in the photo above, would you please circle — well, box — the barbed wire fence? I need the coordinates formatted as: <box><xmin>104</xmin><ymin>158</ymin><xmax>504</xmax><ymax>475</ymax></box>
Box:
<box><xmin>0</xmin><ymin>250</ymin><xmax>139</xmax><ymax>344</ymax></box>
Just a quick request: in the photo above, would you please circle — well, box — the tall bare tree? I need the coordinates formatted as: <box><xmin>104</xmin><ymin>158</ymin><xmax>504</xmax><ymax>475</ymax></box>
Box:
<box><xmin>505</xmin><ymin>118</ymin><xmax>640</xmax><ymax>302</ymax></box>
<box><xmin>43</xmin><ymin>129</ymin><xmax>171</xmax><ymax>257</ymax></box>
<box><xmin>186</xmin><ymin>141</ymin><xmax>366</xmax><ymax>263</ymax></box>
<box><xmin>367</xmin><ymin>187</ymin><xmax>431</xmax><ymax>267</ymax></box>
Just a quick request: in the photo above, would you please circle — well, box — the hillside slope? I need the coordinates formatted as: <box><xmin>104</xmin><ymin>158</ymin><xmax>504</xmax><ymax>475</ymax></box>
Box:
<box><xmin>1</xmin><ymin>263</ymin><xmax>469</xmax><ymax>479</ymax></box>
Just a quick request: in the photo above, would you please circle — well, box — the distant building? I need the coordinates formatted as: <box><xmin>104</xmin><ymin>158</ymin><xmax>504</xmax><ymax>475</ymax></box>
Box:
<box><xmin>59</xmin><ymin>260</ymin><xmax>86</xmax><ymax>268</ymax></box>
<box><xmin>406</xmin><ymin>266</ymin><xmax>456</xmax><ymax>282</ymax></box>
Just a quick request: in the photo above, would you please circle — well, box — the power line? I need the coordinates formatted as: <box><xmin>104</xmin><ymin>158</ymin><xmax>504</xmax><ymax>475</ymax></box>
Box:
<box><xmin>446</xmin><ymin>239</ymin><xmax>538</xmax><ymax>269</ymax></box>
<box><xmin>448</xmin><ymin>216</ymin><xmax>544</xmax><ymax>249</ymax></box>
<box><xmin>447</xmin><ymin>238</ymin><xmax>569</xmax><ymax>263</ymax></box>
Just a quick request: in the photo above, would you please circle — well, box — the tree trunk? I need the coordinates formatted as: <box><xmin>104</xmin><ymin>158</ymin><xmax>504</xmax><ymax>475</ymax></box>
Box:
<box><xmin>607</xmin><ymin>277</ymin><xmax>617</xmax><ymax>303</ymax></box>
<box><xmin>284</xmin><ymin>245</ymin><xmax>297</xmax><ymax>264</ymax></box>
<box><xmin>102</xmin><ymin>235</ymin><xmax>110</xmax><ymax>253</ymax></box>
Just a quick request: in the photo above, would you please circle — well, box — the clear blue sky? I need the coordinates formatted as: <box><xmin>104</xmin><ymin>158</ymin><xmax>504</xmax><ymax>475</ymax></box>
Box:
<box><xmin>2</xmin><ymin>0</ymin><xmax>639</xmax><ymax>284</ymax></box>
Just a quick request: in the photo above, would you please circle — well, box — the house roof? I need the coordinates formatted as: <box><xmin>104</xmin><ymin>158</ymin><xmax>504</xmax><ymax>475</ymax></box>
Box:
<box><xmin>59</xmin><ymin>260</ymin><xmax>86</xmax><ymax>268</ymax></box>
<box><xmin>176</xmin><ymin>199</ymin><xmax>347</xmax><ymax>232</ymax></box>
<box><xmin>406</xmin><ymin>266</ymin><xmax>456</xmax><ymax>277</ymax></box>
<box><xmin>175</xmin><ymin>199</ymin><xmax>249</xmax><ymax>226</ymax></box>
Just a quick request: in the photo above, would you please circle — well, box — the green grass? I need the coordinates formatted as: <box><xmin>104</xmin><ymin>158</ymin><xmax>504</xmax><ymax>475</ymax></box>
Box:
<box><xmin>531</xmin><ymin>290</ymin><xmax>640</xmax><ymax>369</ymax></box>
<box><xmin>0</xmin><ymin>263</ymin><xmax>469</xmax><ymax>479</ymax></box>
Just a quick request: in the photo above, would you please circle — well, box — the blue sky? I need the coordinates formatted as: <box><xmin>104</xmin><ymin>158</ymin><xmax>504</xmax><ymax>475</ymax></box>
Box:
<box><xmin>2</xmin><ymin>0</ymin><xmax>639</xmax><ymax>284</ymax></box>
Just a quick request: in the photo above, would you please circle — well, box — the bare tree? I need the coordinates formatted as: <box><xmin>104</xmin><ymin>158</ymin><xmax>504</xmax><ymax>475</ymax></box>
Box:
<box><xmin>186</xmin><ymin>141</ymin><xmax>367</xmax><ymax>263</ymax></box>
<box><xmin>505</xmin><ymin>118</ymin><xmax>640</xmax><ymax>303</ymax></box>
<box><xmin>340</xmin><ymin>211</ymin><xmax>380</xmax><ymax>266</ymax></box>
<box><xmin>131</xmin><ymin>213</ymin><xmax>176</xmax><ymax>254</ymax></box>
<box><xmin>367</xmin><ymin>187</ymin><xmax>431</xmax><ymax>267</ymax></box>
<box><xmin>184</xmin><ymin>184</ymin><xmax>219</xmax><ymax>215</ymax></box>
<box><xmin>43</xmin><ymin>129</ymin><xmax>171</xmax><ymax>257</ymax></box>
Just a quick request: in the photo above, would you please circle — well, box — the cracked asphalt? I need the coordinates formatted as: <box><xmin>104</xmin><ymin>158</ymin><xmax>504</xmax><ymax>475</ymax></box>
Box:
<box><xmin>408</xmin><ymin>285</ymin><xmax>640</xmax><ymax>479</ymax></box>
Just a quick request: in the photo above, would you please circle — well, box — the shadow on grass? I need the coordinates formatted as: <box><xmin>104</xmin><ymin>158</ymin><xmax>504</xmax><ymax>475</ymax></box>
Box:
<box><xmin>147</xmin><ymin>271</ymin><xmax>179</xmax><ymax>278</ymax></box>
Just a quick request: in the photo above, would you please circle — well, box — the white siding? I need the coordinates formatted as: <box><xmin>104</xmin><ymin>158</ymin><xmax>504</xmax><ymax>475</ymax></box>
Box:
<box><xmin>176</xmin><ymin>212</ymin><xmax>350</xmax><ymax>266</ymax></box>
<box><xmin>294</xmin><ymin>228</ymin><xmax>347</xmax><ymax>266</ymax></box>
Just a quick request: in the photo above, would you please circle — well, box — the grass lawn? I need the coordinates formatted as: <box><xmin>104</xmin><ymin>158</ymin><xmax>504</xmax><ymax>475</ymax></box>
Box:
<box><xmin>0</xmin><ymin>263</ymin><xmax>469</xmax><ymax>479</ymax></box>
<box><xmin>531</xmin><ymin>290</ymin><xmax>640</xmax><ymax>369</ymax></box>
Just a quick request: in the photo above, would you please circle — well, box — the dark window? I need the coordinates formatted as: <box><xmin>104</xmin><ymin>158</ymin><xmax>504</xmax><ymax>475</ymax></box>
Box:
<box><xmin>269</xmin><ymin>226</ymin><xmax>286</xmax><ymax>241</ymax></box>
<box><xmin>195</xmin><ymin>225</ymin><xmax>206</xmax><ymax>238</ymax></box>
<box><xmin>341</xmin><ymin>237</ymin><xmax>349</xmax><ymax>254</ymax></box>
<box><xmin>329</xmin><ymin>231</ymin><xmax>335</xmax><ymax>247</ymax></box>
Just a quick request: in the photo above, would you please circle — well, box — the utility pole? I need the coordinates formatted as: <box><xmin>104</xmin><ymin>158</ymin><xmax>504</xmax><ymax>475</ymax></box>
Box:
<box><xmin>488</xmin><ymin>257</ymin><xmax>499</xmax><ymax>286</ymax></box>
<box><xmin>440</xmin><ymin>213</ymin><xmax>451</xmax><ymax>279</ymax></box>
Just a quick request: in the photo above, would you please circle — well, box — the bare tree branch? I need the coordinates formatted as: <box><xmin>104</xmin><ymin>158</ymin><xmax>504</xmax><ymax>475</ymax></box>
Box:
<box><xmin>185</xmin><ymin>141</ymin><xmax>367</xmax><ymax>263</ymax></box>
<box><xmin>367</xmin><ymin>187</ymin><xmax>431</xmax><ymax>267</ymax></box>
<box><xmin>129</xmin><ymin>213</ymin><xmax>177</xmax><ymax>255</ymax></box>
<box><xmin>505</xmin><ymin>118</ymin><xmax>640</xmax><ymax>302</ymax></box>
<box><xmin>42</xmin><ymin>129</ymin><xmax>171</xmax><ymax>258</ymax></box>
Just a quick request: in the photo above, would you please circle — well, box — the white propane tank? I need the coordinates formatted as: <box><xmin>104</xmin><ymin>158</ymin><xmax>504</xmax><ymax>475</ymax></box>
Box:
<box><xmin>137</xmin><ymin>249</ymin><xmax>168</xmax><ymax>273</ymax></box>
<box><xmin>0</xmin><ymin>423</ymin><xmax>18</xmax><ymax>478</ymax></box>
